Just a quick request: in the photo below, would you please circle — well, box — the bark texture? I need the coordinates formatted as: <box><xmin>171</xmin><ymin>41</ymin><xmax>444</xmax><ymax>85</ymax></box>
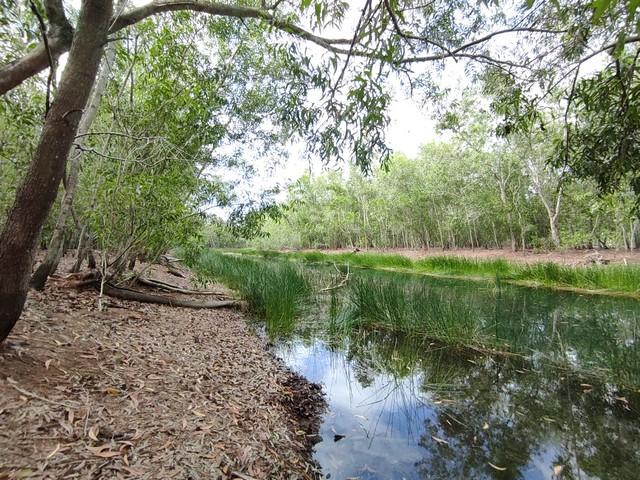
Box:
<box><xmin>0</xmin><ymin>0</ymin><xmax>113</xmax><ymax>342</ymax></box>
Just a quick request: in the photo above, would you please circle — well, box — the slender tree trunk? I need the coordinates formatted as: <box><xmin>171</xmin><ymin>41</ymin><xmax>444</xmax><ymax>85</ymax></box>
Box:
<box><xmin>630</xmin><ymin>219</ymin><xmax>639</xmax><ymax>250</ymax></box>
<box><xmin>621</xmin><ymin>224</ymin><xmax>630</xmax><ymax>250</ymax></box>
<box><xmin>30</xmin><ymin>41</ymin><xmax>116</xmax><ymax>290</ymax></box>
<box><xmin>0</xmin><ymin>0</ymin><xmax>113</xmax><ymax>342</ymax></box>
<box><xmin>467</xmin><ymin>216</ymin><xmax>474</xmax><ymax>249</ymax></box>
<box><xmin>492</xmin><ymin>221</ymin><xmax>499</xmax><ymax>249</ymax></box>
<box><xmin>538</xmin><ymin>190</ymin><xmax>562</xmax><ymax>249</ymax></box>
<box><xmin>70</xmin><ymin>224</ymin><xmax>88</xmax><ymax>273</ymax></box>
<box><xmin>507</xmin><ymin>212</ymin><xmax>517</xmax><ymax>251</ymax></box>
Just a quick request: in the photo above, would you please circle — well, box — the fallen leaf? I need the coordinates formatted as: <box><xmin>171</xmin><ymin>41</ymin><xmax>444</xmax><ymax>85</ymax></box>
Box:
<box><xmin>13</xmin><ymin>469</ymin><xmax>34</xmax><ymax>479</ymax></box>
<box><xmin>104</xmin><ymin>387</ymin><xmax>120</xmax><ymax>396</ymax></box>
<box><xmin>488</xmin><ymin>462</ymin><xmax>507</xmax><ymax>471</ymax></box>
<box><xmin>482</xmin><ymin>422</ymin><xmax>489</xmax><ymax>430</ymax></box>
<box><xmin>87</xmin><ymin>444</ymin><xmax>121</xmax><ymax>458</ymax></box>
<box><xmin>88</xmin><ymin>424</ymin><xmax>100</xmax><ymax>441</ymax></box>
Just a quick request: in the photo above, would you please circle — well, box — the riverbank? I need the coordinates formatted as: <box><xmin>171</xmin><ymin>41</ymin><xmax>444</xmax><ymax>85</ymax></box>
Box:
<box><xmin>228</xmin><ymin>248</ymin><xmax>640</xmax><ymax>298</ymax></box>
<box><xmin>0</xmin><ymin>258</ymin><xmax>324</xmax><ymax>479</ymax></box>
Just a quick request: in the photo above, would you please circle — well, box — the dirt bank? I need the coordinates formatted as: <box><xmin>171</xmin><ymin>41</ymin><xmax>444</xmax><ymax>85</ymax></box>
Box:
<box><xmin>308</xmin><ymin>247</ymin><xmax>640</xmax><ymax>266</ymax></box>
<box><xmin>0</xmin><ymin>259</ymin><xmax>325</xmax><ymax>479</ymax></box>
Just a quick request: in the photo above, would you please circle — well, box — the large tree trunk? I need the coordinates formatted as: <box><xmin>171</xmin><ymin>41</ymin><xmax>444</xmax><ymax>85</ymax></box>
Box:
<box><xmin>0</xmin><ymin>0</ymin><xmax>113</xmax><ymax>342</ymax></box>
<box><xmin>30</xmin><ymin>39</ymin><xmax>117</xmax><ymax>290</ymax></box>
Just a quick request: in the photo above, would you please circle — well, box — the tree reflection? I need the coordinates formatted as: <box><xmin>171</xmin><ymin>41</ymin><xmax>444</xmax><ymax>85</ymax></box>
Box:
<box><xmin>345</xmin><ymin>332</ymin><xmax>640</xmax><ymax>479</ymax></box>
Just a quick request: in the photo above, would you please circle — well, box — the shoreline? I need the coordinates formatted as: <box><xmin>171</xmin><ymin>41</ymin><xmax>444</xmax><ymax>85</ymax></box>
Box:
<box><xmin>228</xmin><ymin>248</ymin><xmax>640</xmax><ymax>299</ymax></box>
<box><xmin>0</xmin><ymin>258</ymin><xmax>325</xmax><ymax>480</ymax></box>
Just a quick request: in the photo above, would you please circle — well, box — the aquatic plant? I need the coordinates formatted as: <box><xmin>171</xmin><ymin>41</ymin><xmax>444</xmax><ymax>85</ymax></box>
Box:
<box><xmin>345</xmin><ymin>275</ymin><xmax>481</xmax><ymax>345</ymax></box>
<box><xmin>193</xmin><ymin>251</ymin><xmax>311</xmax><ymax>334</ymax></box>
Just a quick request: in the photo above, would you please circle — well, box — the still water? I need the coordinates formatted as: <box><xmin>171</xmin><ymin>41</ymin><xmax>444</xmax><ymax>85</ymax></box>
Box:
<box><xmin>270</xmin><ymin>270</ymin><xmax>640</xmax><ymax>479</ymax></box>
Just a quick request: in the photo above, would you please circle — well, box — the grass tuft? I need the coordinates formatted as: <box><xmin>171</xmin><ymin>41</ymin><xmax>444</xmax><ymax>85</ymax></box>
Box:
<box><xmin>192</xmin><ymin>251</ymin><xmax>310</xmax><ymax>335</ymax></box>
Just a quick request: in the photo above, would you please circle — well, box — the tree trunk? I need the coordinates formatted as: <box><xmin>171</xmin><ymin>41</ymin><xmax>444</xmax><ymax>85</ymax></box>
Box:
<box><xmin>549</xmin><ymin>213</ymin><xmax>561</xmax><ymax>249</ymax></box>
<box><xmin>0</xmin><ymin>0</ymin><xmax>113</xmax><ymax>342</ymax></box>
<box><xmin>491</xmin><ymin>221</ymin><xmax>499</xmax><ymax>249</ymax></box>
<box><xmin>30</xmin><ymin>41</ymin><xmax>116</xmax><ymax>290</ymax></box>
<box><xmin>630</xmin><ymin>219</ymin><xmax>639</xmax><ymax>250</ymax></box>
<box><xmin>621</xmin><ymin>224</ymin><xmax>630</xmax><ymax>250</ymax></box>
<box><xmin>70</xmin><ymin>225</ymin><xmax>88</xmax><ymax>273</ymax></box>
<box><xmin>508</xmin><ymin>212</ymin><xmax>517</xmax><ymax>251</ymax></box>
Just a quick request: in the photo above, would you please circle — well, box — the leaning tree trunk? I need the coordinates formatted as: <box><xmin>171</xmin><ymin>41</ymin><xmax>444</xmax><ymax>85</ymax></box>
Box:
<box><xmin>0</xmin><ymin>0</ymin><xmax>113</xmax><ymax>342</ymax></box>
<box><xmin>30</xmin><ymin>39</ymin><xmax>117</xmax><ymax>290</ymax></box>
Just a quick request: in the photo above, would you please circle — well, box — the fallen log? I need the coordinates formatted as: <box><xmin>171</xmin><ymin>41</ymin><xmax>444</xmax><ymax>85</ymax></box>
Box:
<box><xmin>136</xmin><ymin>277</ymin><xmax>230</xmax><ymax>297</ymax></box>
<box><xmin>102</xmin><ymin>284</ymin><xmax>241</xmax><ymax>309</ymax></box>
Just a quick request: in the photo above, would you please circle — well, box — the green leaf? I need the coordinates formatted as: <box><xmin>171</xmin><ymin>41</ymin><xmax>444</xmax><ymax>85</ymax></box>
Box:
<box><xmin>591</xmin><ymin>0</ymin><xmax>613</xmax><ymax>23</ymax></box>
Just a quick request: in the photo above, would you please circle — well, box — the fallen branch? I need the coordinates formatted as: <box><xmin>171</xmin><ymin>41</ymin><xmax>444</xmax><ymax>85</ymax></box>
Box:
<box><xmin>136</xmin><ymin>276</ymin><xmax>230</xmax><ymax>296</ymax></box>
<box><xmin>318</xmin><ymin>263</ymin><xmax>350</xmax><ymax>293</ymax></box>
<box><xmin>102</xmin><ymin>284</ymin><xmax>241</xmax><ymax>309</ymax></box>
<box><xmin>5</xmin><ymin>378</ymin><xmax>81</xmax><ymax>409</ymax></box>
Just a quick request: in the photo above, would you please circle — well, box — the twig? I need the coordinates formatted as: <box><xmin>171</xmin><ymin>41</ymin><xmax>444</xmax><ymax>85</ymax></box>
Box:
<box><xmin>6</xmin><ymin>379</ymin><xmax>81</xmax><ymax>409</ymax></box>
<box><xmin>231</xmin><ymin>472</ymin><xmax>259</xmax><ymax>480</ymax></box>
<box><xmin>29</xmin><ymin>0</ymin><xmax>55</xmax><ymax>114</ymax></box>
<box><xmin>318</xmin><ymin>264</ymin><xmax>350</xmax><ymax>292</ymax></box>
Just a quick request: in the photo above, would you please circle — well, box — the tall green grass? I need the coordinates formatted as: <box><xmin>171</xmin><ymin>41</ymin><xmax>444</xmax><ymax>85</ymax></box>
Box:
<box><xmin>514</xmin><ymin>262</ymin><xmax>640</xmax><ymax>293</ymax></box>
<box><xmin>193</xmin><ymin>251</ymin><xmax>311</xmax><ymax>335</ymax></box>
<box><xmin>330</xmin><ymin>276</ymin><xmax>482</xmax><ymax>346</ymax></box>
<box><xmin>227</xmin><ymin>248</ymin><xmax>640</xmax><ymax>296</ymax></box>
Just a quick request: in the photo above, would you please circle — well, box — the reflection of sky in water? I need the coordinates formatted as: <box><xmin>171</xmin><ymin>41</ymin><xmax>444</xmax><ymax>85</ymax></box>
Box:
<box><xmin>277</xmin><ymin>340</ymin><xmax>433</xmax><ymax>479</ymax></box>
<box><xmin>275</xmin><ymin>338</ymin><xmax>632</xmax><ymax>480</ymax></box>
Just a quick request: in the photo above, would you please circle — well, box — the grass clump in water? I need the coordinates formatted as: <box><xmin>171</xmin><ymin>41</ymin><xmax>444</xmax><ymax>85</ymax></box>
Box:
<box><xmin>193</xmin><ymin>251</ymin><xmax>310</xmax><ymax>334</ymax></box>
<box><xmin>343</xmin><ymin>276</ymin><xmax>481</xmax><ymax>346</ymax></box>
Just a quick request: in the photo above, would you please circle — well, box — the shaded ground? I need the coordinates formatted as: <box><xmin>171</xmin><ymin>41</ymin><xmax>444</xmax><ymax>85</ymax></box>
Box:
<box><xmin>306</xmin><ymin>247</ymin><xmax>640</xmax><ymax>266</ymax></box>
<box><xmin>0</xmin><ymin>257</ymin><xmax>324</xmax><ymax>479</ymax></box>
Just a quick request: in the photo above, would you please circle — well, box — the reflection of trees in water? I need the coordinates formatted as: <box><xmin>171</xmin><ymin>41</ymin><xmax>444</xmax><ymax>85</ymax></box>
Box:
<box><xmin>342</xmin><ymin>269</ymin><xmax>640</xmax><ymax>386</ymax></box>
<box><xmin>345</xmin><ymin>332</ymin><xmax>640</xmax><ymax>480</ymax></box>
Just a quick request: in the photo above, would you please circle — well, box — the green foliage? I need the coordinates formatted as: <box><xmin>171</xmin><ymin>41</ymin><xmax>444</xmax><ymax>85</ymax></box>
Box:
<box><xmin>560</xmin><ymin>53</ymin><xmax>640</xmax><ymax>209</ymax></box>
<box><xmin>249</xmin><ymin>128</ymin><xmax>637</xmax><ymax>252</ymax></box>
<box><xmin>0</xmin><ymin>86</ymin><xmax>44</xmax><ymax>224</ymax></box>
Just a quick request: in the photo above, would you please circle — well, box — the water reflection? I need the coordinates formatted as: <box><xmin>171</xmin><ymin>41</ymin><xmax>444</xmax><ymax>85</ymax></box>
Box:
<box><xmin>272</xmin><ymin>270</ymin><xmax>640</xmax><ymax>479</ymax></box>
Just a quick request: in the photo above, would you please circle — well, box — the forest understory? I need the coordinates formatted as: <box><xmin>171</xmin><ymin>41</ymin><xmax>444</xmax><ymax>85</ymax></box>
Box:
<box><xmin>0</xmin><ymin>255</ymin><xmax>324</xmax><ymax>480</ymax></box>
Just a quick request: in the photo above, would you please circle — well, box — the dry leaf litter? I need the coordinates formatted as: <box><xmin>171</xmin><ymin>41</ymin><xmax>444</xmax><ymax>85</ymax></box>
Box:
<box><xmin>0</xmin><ymin>256</ymin><xmax>325</xmax><ymax>479</ymax></box>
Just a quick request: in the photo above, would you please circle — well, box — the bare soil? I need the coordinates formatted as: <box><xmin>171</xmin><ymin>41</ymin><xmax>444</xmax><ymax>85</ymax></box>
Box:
<box><xmin>312</xmin><ymin>247</ymin><xmax>640</xmax><ymax>266</ymax></box>
<box><xmin>0</xmin><ymin>256</ymin><xmax>324</xmax><ymax>479</ymax></box>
